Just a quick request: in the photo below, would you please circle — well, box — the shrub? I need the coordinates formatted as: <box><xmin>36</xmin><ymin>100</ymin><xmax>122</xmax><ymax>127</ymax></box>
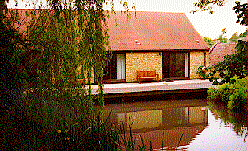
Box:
<box><xmin>196</xmin><ymin>65</ymin><xmax>208</xmax><ymax>79</ymax></box>
<box><xmin>208</xmin><ymin>77</ymin><xmax>247</xmax><ymax>110</ymax></box>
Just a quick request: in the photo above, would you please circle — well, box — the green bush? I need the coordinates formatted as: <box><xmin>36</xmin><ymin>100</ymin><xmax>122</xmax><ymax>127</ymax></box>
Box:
<box><xmin>208</xmin><ymin>77</ymin><xmax>247</xmax><ymax>110</ymax></box>
<box><xmin>196</xmin><ymin>65</ymin><xmax>208</xmax><ymax>79</ymax></box>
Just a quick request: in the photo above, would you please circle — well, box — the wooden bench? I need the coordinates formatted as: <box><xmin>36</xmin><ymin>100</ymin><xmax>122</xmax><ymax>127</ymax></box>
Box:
<box><xmin>137</xmin><ymin>71</ymin><xmax>158</xmax><ymax>83</ymax></box>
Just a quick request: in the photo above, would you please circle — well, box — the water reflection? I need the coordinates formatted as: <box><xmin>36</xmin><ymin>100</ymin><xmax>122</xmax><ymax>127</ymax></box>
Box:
<box><xmin>184</xmin><ymin>109</ymin><xmax>247</xmax><ymax>151</ymax></box>
<box><xmin>102</xmin><ymin>99</ymin><xmax>247</xmax><ymax>150</ymax></box>
<box><xmin>113</xmin><ymin>106</ymin><xmax>208</xmax><ymax>132</ymax></box>
<box><xmin>207</xmin><ymin>100</ymin><xmax>247</xmax><ymax>136</ymax></box>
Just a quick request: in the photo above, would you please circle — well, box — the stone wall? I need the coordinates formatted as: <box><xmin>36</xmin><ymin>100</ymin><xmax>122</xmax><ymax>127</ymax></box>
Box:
<box><xmin>205</xmin><ymin>51</ymin><xmax>210</xmax><ymax>67</ymax></box>
<box><xmin>190</xmin><ymin>51</ymin><xmax>206</xmax><ymax>79</ymax></box>
<box><xmin>126</xmin><ymin>52</ymin><xmax>162</xmax><ymax>82</ymax></box>
<box><xmin>76</xmin><ymin>65</ymin><xmax>95</xmax><ymax>84</ymax></box>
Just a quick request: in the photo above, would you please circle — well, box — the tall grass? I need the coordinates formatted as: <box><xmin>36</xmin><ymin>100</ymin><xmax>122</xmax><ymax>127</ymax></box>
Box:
<box><xmin>3</xmin><ymin>88</ymin><xmax>187</xmax><ymax>150</ymax></box>
<box><xmin>2</xmin><ymin>88</ymin><xmax>122</xmax><ymax>150</ymax></box>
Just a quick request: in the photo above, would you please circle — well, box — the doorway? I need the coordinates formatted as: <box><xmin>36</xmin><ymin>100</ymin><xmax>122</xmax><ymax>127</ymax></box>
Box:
<box><xmin>102</xmin><ymin>53</ymin><xmax>126</xmax><ymax>83</ymax></box>
<box><xmin>162</xmin><ymin>52</ymin><xmax>189</xmax><ymax>79</ymax></box>
<box><xmin>117</xmin><ymin>54</ymin><xmax>126</xmax><ymax>80</ymax></box>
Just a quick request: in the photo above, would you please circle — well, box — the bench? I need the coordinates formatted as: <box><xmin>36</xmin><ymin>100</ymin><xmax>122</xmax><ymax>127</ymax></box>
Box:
<box><xmin>137</xmin><ymin>71</ymin><xmax>158</xmax><ymax>83</ymax></box>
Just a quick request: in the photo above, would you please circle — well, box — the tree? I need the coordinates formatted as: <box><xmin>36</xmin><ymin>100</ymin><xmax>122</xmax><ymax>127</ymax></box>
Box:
<box><xmin>1</xmin><ymin>1</ymin><xmax>28</xmax><ymax>91</ymax></box>
<box><xmin>202</xmin><ymin>35</ymin><xmax>247</xmax><ymax>110</ymax></box>
<box><xmin>217</xmin><ymin>28</ymin><xmax>228</xmax><ymax>43</ymax></box>
<box><xmin>203</xmin><ymin>37</ymin><xmax>216</xmax><ymax>47</ymax></box>
<box><xmin>192</xmin><ymin>0</ymin><xmax>247</xmax><ymax>26</ymax></box>
<box><xmin>239</xmin><ymin>30</ymin><xmax>247</xmax><ymax>37</ymax></box>
<box><xmin>213</xmin><ymin>40</ymin><xmax>247</xmax><ymax>83</ymax></box>
<box><xmin>229</xmin><ymin>32</ymin><xmax>240</xmax><ymax>42</ymax></box>
<box><xmin>1</xmin><ymin>0</ymin><xmax>113</xmax><ymax>149</ymax></box>
<box><xmin>193</xmin><ymin>1</ymin><xmax>247</xmax><ymax>111</ymax></box>
<box><xmin>4</xmin><ymin>0</ymin><xmax>109</xmax><ymax>100</ymax></box>
<box><xmin>233</xmin><ymin>1</ymin><xmax>248</xmax><ymax>26</ymax></box>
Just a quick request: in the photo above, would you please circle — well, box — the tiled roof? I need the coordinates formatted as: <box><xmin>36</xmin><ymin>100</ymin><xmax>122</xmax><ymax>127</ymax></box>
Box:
<box><xmin>106</xmin><ymin>11</ymin><xmax>209</xmax><ymax>51</ymax></box>
<box><xmin>7</xmin><ymin>9</ymin><xmax>49</xmax><ymax>36</ymax></box>
<box><xmin>10</xmin><ymin>10</ymin><xmax>209</xmax><ymax>51</ymax></box>
<box><xmin>209</xmin><ymin>42</ymin><xmax>237</xmax><ymax>65</ymax></box>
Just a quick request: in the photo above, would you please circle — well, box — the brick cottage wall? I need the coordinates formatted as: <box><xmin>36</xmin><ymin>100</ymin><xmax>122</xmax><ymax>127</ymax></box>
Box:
<box><xmin>190</xmin><ymin>51</ymin><xmax>206</xmax><ymax>79</ymax></box>
<box><xmin>126</xmin><ymin>52</ymin><xmax>162</xmax><ymax>82</ymax></box>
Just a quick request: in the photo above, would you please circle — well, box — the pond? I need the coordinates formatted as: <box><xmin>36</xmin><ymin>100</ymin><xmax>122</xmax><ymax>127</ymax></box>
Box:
<box><xmin>102</xmin><ymin>95</ymin><xmax>247</xmax><ymax>151</ymax></box>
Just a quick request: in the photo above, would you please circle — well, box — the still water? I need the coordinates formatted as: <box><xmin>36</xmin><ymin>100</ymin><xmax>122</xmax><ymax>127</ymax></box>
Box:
<box><xmin>102</xmin><ymin>98</ymin><xmax>247</xmax><ymax>151</ymax></box>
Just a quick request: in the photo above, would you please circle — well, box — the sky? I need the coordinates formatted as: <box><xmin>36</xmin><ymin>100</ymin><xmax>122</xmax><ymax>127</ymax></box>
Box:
<box><xmin>7</xmin><ymin>0</ymin><xmax>247</xmax><ymax>39</ymax></box>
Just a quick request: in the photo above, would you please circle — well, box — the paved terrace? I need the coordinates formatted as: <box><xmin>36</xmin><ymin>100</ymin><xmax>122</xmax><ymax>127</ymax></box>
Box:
<box><xmin>88</xmin><ymin>79</ymin><xmax>214</xmax><ymax>98</ymax></box>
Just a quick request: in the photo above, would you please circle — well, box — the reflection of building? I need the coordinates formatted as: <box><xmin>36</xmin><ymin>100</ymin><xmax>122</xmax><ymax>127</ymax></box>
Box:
<box><xmin>105</xmin><ymin>106</ymin><xmax>208</xmax><ymax>149</ymax></box>
<box><xmin>117</xmin><ymin>110</ymin><xmax>163</xmax><ymax>130</ymax></box>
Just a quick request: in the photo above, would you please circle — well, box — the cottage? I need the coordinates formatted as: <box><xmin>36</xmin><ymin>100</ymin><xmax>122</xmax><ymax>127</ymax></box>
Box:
<box><xmin>103</xmin><ymin>11</ymin><xmax>209</xmax><ymax>83</ymax></box>
<box><xmin>9</xmin><ymin>10</ymin><xmax>209</xmax><ymax>84</ymax></box>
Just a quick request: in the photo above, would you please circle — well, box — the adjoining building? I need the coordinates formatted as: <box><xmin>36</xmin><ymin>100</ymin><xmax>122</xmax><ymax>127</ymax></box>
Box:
<box><xmin>209</xmin><ymin>42</ymin><xmax>237</xmax><ymax>66</ymax></box>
